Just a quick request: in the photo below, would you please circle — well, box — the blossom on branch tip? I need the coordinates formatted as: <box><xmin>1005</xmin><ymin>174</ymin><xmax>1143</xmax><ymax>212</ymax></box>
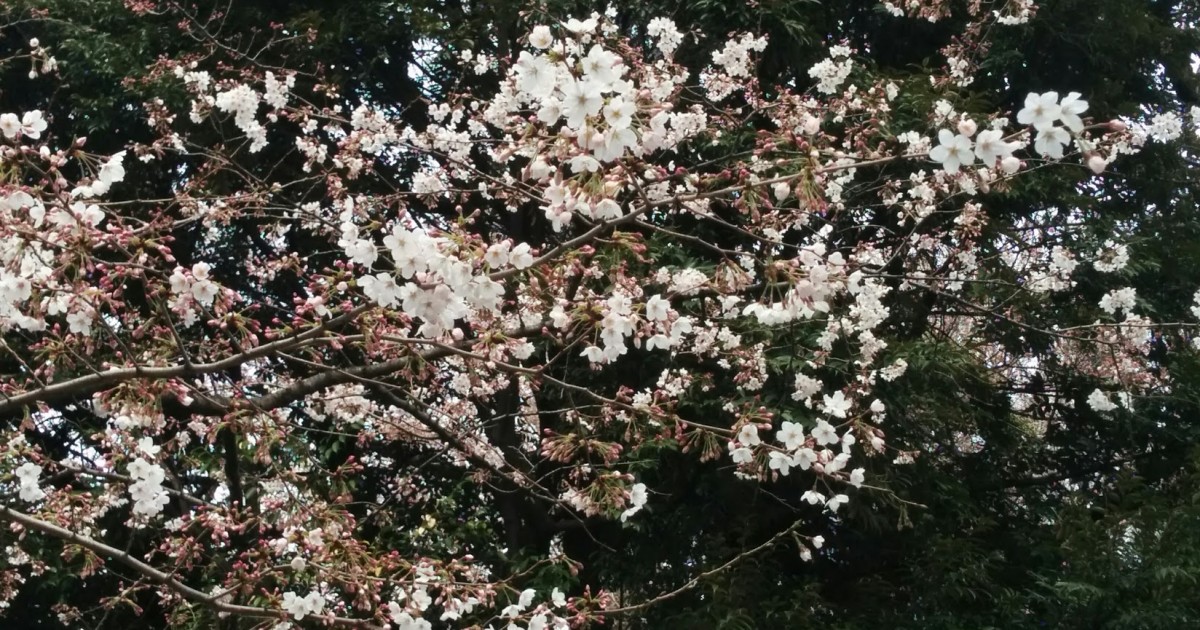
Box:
<box><xmin>822</xmin><ymin>391</ymin><xmax>852</xmax><ymax>418</ymax></box>
<box><xmin>0</xmin><ymin>113</ymin><xmax>20</xmax><ymax>139</ymax></box>
<box><xmin>730</xmin><ymin>446</ymin><xmax>754</xmax><ymax>464</ymax></box>
<box><xmin>281</xmin><ymin>591</ymin><xmax>325</xmax><ymax>621</ymax></box>
<box><xmin>849</xmin><ymin>468</ymin><xmax>865</xmax><ymax>488</ymax></box>
<box><xmin>768</xmin><ymin>450</ymin><xmax>794</xmax><ymax>475</ymax></box>
<box><xmin>974</xmin><ymin>129</ymin><xmax>1017</xmax><ymax>166</ymax></box>
<box><xmin>1017</xmin><ymin>92</ymin><xmax>1062</xmax><ymax>130</ymax></box>
<box><xmin>528</xmin><ymin>25</ymin><xmax>553</xmax><ymax>49</ymax></box>
<box><xmin>620</xmin><ymin>483</ymin><xmax>648</xmax><ymax>521</ymax></box>
<box><xmin>1034</xmin><ymin>126</ymin><xmax>1070</xmax><ymax>159</ymax></box>
<box><xmin>811</xmin><ymin>419</ymin><xmax>839</xmax><ymax>446</ymax></box>
<box><xmin>928</xmin><ymin>129</ymin><xmax>974</xmax><ymax>173</ymax></box>
<box><xmin>776</xmin><ymin>421</ymin><xmax>805</xmax><ymax>450</ymax></box>
<box><xmin>737</xmin><ymin>424</ymin><xmax>762</xmax><ymax>446</ymax></box>
<box><xmin>20</xmin><ymin>110</ymin><xmax>46</xmax><ymax>139</ymax></box>
<box><xmin>563</xmin><ymin>17</ymin><xmax>598</xmax><ymax>35</ymax></box>
<box><xmin>1059</xmin><ymin>92</ymin><xmax>1089</xmax><ymax>132</ymax></box>
<box><xmin>15</xmin><ymin>462</ymin><xmax>45</xmax><ymax>502</ymax></box>
<box><xmin>826</xmin><ymin>494</ymin><xmax>850</xmax><ymax>513</ymax></box>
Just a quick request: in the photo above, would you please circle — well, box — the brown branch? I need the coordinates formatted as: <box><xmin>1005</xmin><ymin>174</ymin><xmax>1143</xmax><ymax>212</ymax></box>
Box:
<box><xmin>600</xmin><ymin>517</ymin><xmax>809</xmax><ymax>616</ymax></box>
<box><xmin>184</xmin><ymin>324</ymin><xmax>544</xmax><ymax>417</ymax></box>
<box><xmin>0</xmin><ymin>305</ymin><xmax>371</xmax><ymax>418</ymax></box>
<box><xmin>0</xmin><ymin>504</ymin><xmax>382</xmax><ymax>629</ymax></box>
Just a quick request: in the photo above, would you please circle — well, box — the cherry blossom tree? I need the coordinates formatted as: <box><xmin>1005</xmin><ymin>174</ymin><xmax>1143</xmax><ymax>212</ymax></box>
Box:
<box><xmin>0</xmin><ymin>0</ymin><xmax>1197</xmax><ymax>628</ymax></box>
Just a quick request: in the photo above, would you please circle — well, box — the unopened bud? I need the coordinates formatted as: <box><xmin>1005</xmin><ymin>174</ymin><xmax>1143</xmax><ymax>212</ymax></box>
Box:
<box><xmin>1087</xmin><ymin>155</ymin><xmax>1107</xmax><ymax>175</ymax></box>
<box><xmin>999</xmin><ymin>156</ymin><xmax>1021</xmax><ymax>175</ymax></box>
<box><xmin>1108</xmin><ymin>119</ymin><xmax>1127</xmax><ymax>132</ymax></box>
<box><xmin>957</xmin><ymin>118</ymin><xmax>977</xmax><ymax>137</ymax></box>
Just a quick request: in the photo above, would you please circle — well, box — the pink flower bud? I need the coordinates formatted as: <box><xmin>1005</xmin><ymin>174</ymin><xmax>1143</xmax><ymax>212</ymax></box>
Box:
<box><xmin>1108</xmin><ymin>119</ymin><xmax>1127</xmax><ymax>132</ymax></box>
<box><xmin>1087</xmin><ymin>155</ymin><xmax>1107</xmax><ymax>174</ymax></box>
<box><xmin>957</xmin><ymin>118</ymin><xmax>977</xmax><ymax>137</ymax></box>
<box><xmin>999</xmin><ymin>156</ymin><xmax>1021</xmax><ymax>175</ymax></box>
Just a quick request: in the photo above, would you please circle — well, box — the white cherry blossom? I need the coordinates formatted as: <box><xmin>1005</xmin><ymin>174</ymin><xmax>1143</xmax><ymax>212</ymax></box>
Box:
<box><xmin>928</xmin><ymin>129</ymin><xmax>975</xmax><ymax>173</ymax></box>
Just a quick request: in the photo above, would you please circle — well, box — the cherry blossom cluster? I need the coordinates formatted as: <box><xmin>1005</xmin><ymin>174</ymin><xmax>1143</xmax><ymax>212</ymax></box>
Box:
<box><xmin>127</xmin><ymin>452</ymin><xmax>170</xmax><ymax>520</ymax></box>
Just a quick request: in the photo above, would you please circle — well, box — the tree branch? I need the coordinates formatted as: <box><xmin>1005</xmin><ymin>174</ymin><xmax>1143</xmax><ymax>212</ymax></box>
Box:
<box><xmin>0</xmin><ymin>504</ymin><xmax>382</xmax><ymax>629</ymax></box>
<box><xmin>0</xmin><ymin>305</ymin><xmax>371</xmax><ymax>419</ymax></box>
